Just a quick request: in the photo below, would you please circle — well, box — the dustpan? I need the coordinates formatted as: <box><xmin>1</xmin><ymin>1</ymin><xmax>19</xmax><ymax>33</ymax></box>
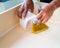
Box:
<box><xmin>20</xmin><ymin>11</ymin><xmax>36</xmax><ymax>29</ymax></box>
<box><xmin>20</xmin><ymin>6</ymin><xmax>42</xmax><ymax>29</ymax></box>
<box><xmin>20</xmin><ymin>11</ymin><xmax>48</xmax><ymax>34</ymax></box>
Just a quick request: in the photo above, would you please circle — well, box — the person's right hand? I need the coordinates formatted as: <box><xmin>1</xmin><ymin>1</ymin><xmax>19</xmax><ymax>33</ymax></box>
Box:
<box><xmin>18</xmin><ymin>0</ymin><xmax>34</xmax><ymax>19</ymax></box>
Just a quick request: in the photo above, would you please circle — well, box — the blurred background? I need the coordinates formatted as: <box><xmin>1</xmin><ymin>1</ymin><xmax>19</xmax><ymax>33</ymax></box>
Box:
<box><xmin>0</xmin><ymin>0</ymin><xmax>40</xmax><ymax>13</ymax></box>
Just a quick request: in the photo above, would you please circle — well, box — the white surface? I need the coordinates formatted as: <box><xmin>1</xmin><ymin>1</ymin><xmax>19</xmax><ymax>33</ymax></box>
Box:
<box><xmin>11</xmin><ymin>4</ymin><xmax>60</xmax><ymax>48</ymax></box>
<box><xmin>10</xmin><ymin>23</ymin><xmax>60</xmax><ymax>48</ymax></box>
<box><xmin>0</xmin><ymin>24</ymin><xmax>18</xmax><ymax>38</ymax></box>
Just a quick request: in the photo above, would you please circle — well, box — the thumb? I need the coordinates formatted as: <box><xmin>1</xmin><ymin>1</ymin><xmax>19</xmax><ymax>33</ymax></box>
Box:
<box><xmin>22</xmin><ymin>8</ymin><xmax>28</xmax><ymax>19</ymax></box>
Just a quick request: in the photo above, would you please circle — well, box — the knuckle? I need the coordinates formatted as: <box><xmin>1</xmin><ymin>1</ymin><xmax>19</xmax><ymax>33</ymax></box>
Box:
<box><xmin>18</xmin><ymin>9</ymin><xmax>22</xmax><ymax>13</ymax></box>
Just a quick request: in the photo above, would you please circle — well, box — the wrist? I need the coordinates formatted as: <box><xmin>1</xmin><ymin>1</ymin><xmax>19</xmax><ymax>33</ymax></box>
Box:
<box><xmin>24</xmin><ymin>0</ymin><xmax>33</xmax><ymax>4</ymax></box>
<box><xmin>25</xmin><ymin>0</ymin><xmax>33</xmax><ymax>2</ymax></box>
<box><xmin>49</xmin><ymin>0</ymin><xmax>60</xmax><ymax>10</ymax></box>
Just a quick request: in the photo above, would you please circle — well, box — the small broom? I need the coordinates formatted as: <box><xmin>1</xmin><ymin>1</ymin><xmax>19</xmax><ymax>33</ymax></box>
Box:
<box><xmin>32</xmin><ymin>6</ymin><xmax>48</xmax><ymax>34</ymax></box>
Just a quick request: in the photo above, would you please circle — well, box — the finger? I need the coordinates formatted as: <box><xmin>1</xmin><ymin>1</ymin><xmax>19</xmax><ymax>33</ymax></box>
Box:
<box><xmin>37</xmin><ymin>19</ymin><xmax>41</xmax><ymax>24</ymax></box>
<box><xmin>22</xmin><ymin>7</ymin><xmax>28</xmax><ymax>19</ymax></box>
<box><xmin>30</xmin><ymin>6</ymin><xmax>34</xmax><ymax>12</ymax></box>
<box><xmin>42</xmin><ymin>17</ymin><xmax>49</xmax><ymax>23</ymax></box>
<box><xmin>30</xmin><ymin>8</ymin><xmax>34</xmax><ymax>13</ymax></box>
<box><xmin>18</xmin><ymin>5</ymin><xmax>24</xmax><ymax>18</ymax></box>
<box><xmin>37</xmin><ymin>10</ymin><xmax>43</xmax><ymax>20</ymax></box>
<box><xmin>40</xmin><ymin>12</ymin><xmax>46</xmax><ymax>22</ymax></box>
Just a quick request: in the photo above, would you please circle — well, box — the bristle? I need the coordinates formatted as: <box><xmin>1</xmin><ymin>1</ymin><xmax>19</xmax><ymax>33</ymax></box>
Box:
<box><xmin>32</xmin><ymin>23</ymin><xmax>48</xmax><ymax>34</ymax></box>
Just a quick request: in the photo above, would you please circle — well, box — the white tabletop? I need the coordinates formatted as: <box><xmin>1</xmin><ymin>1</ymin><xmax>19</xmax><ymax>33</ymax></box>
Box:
<box><xmin>0</xmin><ymin>2</ymin><xmax>60</xmax><ymax>48</ymax></box>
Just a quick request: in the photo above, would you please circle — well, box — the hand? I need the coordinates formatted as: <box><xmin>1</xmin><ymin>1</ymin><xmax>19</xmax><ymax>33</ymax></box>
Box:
<box><xmin>37</xmin><ymin>4</ymin><xmax>55</xmax><ymax>24</ymax></box>
<box><xmin>18</xmin><ymin>0</ymin><xmax>34</xmax><ymax>19</ymax></box>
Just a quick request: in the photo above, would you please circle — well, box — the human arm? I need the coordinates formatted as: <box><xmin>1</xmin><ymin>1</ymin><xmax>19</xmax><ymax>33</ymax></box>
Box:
<box><xmin>37</xmin><ymin>0</ymin><xmax>60</xmax><ymax>24</ymax></box>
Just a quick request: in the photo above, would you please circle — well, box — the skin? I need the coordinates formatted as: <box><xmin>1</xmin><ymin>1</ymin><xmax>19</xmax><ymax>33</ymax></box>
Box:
<box><xmin>18</xmin><ymin>0</ymin><xmax>34</xmax><ymax>19</ymax></box>
<box><xmin>18</xmin><ymin>0</ymin><xmax>60</xmax><ymax>24</ymax></box>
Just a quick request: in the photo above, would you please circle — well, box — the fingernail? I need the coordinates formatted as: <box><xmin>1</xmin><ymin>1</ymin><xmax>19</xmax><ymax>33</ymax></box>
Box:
<box><xmin>22</xmin><ymin>15</ymin><xmax>24</xmax><ymax>19</ymax></box>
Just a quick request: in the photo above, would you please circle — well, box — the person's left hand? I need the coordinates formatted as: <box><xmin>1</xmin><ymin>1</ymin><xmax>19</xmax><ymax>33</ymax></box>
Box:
<box><xmin>37</xmin><ymin>4</ymin><xmax>55</xmax><ymax>24</ymax></box>
<box><xmin>18</xmin><ymin>0</ymin><xmax>34</xmax><ymax>19</ymax></box>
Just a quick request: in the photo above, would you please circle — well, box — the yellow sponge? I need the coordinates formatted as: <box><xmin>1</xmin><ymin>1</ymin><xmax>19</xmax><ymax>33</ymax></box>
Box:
<box><xmin>32</xmin><ymin>23</ymin><xmax>48</xmax><ymax>34</ymax></box>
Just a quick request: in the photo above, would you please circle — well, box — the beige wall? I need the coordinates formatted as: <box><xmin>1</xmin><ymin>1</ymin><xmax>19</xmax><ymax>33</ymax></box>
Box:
<box><xmin>0</xmin><ymin>6</ymin><xmax>19</xmax><ymax>35</ymax></box>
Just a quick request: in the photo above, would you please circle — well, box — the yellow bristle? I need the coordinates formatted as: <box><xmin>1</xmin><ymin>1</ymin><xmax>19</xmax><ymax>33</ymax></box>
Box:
<box><xmin>32</xmin><ymin>23</ymin><xmax>48</xmax><ymax>34</ymax></box>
